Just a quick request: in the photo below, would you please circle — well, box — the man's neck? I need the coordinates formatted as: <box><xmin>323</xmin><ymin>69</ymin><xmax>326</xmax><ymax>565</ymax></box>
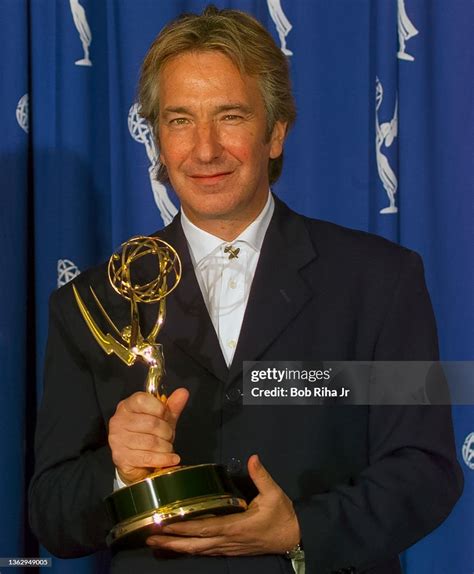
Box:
<box><xmin>188</xmin><ymin>219</ymin><xmax>252</xmax><ymax>242</ymax></box>
<box><xmin>181</xmin><ymin>195</ymin><xmax>270</xmax><ymax>241</ymax></box>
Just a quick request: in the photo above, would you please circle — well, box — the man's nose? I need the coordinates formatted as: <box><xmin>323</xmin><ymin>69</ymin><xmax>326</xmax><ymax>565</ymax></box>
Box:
<box><xmin>192</xmin><ymin>122</ymin><xmax>223</xmax><ymax>162</ymax></box>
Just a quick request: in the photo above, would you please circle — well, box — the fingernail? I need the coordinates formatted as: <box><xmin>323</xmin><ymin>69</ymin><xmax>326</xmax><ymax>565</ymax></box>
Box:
<box><xmin>171</xmin><ymin>454</ymin><xmax>180</xmax><ymax>465</ymax></box>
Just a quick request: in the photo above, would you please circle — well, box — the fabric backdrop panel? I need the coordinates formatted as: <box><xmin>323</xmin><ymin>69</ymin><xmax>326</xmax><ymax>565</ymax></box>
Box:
<box><xmin>0</xmin><ymin>0</ymin><xmax>30</xmax><ymax>558</ymax></box>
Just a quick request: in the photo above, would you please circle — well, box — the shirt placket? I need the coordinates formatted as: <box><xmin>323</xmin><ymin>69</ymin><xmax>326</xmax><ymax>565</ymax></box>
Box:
<box><xmin>218</xmin><ymin>244</ymin><xmax>246</xmax><ymax>366</ymax></box>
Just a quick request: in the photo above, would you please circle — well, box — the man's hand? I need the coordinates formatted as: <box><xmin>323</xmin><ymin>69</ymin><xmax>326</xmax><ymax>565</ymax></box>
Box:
<box><xmin>108</xmin><ymin>388</ymin><xmax>189</xmax><ymax>484</ymax></box>
<box><xmin>146</xmin><ymin>454</ymin><xmax>301</xmax><ymax>556</ymax></box>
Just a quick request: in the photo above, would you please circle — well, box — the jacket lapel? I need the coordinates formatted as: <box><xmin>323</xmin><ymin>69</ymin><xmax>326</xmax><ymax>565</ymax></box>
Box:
<box><xmin>228</xmin><ymin>198</ymin><xmax>318</xmax><ymax>383</ymax></box>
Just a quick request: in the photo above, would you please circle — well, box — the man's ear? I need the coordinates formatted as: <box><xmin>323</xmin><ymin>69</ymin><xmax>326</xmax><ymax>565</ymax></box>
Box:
<box><xmin>269</xmin><ymin>121</ymin><xmax>288</xmax><ymax>159</ymax></box>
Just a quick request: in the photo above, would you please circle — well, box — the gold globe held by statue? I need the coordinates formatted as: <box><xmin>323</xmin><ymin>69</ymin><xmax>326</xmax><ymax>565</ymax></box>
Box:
<box><xmin>72</xmin><ymin>236</ymin><xmax>247</xmax><ymax>549</ymax></box>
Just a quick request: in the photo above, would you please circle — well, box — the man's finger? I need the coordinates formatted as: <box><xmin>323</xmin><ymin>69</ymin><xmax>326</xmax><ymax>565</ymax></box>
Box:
<box><xmin>122</xmin><ymin>391</ymin><xmax>166</xmax><ymax>417</ymax></box>
<box><xmin>165</xmin><ymin>388</ymin><xmax>190</xmax><ymax>428</ymax></box>
<box><xmin>146</xmin><ymin>534</ymin><xmax>227</xmax><ymax>554</ymax></box>
<box><xmin>160</xmin><ymin>512</ymin><xmax>240</xmax><ymax>537</ymax></box>
<box><xmin>247</xmin><ymin>454</ymin><xmax>279</xmax><ymax>496</ymax></box>
<box><xmin>118</xmin><ymin>448</ymin><xmax>180</xmax><ymax>471</ymax></box>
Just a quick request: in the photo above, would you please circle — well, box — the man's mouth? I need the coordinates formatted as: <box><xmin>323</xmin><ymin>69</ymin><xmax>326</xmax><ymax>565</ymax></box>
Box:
<box><xmin>189</xmin><ymin>171</ymin><xmax>233</xmax><ymax>184</ymax></box>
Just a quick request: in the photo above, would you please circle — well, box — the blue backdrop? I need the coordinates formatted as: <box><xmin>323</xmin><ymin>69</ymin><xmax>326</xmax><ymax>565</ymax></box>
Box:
<box><xmin>1</xmin><ymin>1</ymin><xmax>472</xmax><ymax>573</ymax></box>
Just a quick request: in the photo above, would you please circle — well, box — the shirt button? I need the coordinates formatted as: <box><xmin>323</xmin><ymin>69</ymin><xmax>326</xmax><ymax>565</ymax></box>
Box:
<box><xmin>226</xmin><ymin>387</ymin><xmax>242</xmax><ymax>402</ymax></box>
<box><xmin>227</xmin><ymin>339</ymin><xmax>237</xmax><ymax>349</ymax></box>
<box><xmin>226</xmin><ymin>457</ymin><xmax>242</xmax><ymax>474</ymax></box>
<box><xmin>229</xmin><ymin>279</ymin><xmax>237</xmax><ymax>289</ymax></box>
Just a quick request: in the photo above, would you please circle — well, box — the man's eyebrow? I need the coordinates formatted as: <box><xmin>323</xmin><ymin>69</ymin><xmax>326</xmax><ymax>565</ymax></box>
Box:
<box><xmin>161</xmin><ymin>103</ymin><xmax>253</xmax><ymax>115</ymax></box>
<box><xmin>162</xmin><ymin>106</ymin><xmax>191</xmax><ymax>116</ymax></box>
<box><xmin>214</xmin><ymin>103</ymin><xmax>253</xmax><ymax>114</ymax></box>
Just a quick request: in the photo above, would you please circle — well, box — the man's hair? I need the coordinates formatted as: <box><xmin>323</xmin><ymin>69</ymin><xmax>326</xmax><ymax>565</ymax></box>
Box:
<box><xmin>138</xmin><ymin>4</ymin><xmax>296</xmax><ymax>184</ymax></box>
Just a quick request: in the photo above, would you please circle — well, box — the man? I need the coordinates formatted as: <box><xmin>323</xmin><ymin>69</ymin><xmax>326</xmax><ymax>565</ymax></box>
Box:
<box><xmin>29</xmin><ymin>5</ymin><xmax>463</xmax><ymax>574</ymax></box>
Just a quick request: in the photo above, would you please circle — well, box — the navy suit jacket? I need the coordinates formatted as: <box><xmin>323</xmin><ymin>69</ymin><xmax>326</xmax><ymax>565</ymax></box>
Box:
<box><xmin>29</xmin><ymin>197</ymin><xmax>463</xmax><ymax>574</ymax></box>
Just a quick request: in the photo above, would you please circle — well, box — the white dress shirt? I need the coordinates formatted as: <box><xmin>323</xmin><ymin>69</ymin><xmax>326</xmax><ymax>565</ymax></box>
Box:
<box><xmin>180</xmin><ymin>193</ymin><xmax>274</xmax><ymax>366</ymax></box>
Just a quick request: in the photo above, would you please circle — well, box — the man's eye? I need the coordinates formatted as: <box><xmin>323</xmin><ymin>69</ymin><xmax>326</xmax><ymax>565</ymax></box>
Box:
<box><xmin>223</xmin><ymin>115</ymin><xmax>243</xmax><ymax>121</ymax></box>
<box><xmin>169</xmin><ymin>118</ymin><xmax>189</xmax><ymax>125</ymax></box>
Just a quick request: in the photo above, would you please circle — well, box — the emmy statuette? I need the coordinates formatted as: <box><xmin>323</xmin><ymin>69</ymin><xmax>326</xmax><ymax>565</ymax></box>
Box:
<box><xmin>72</xmin><ymin>236</ymin><xmax>247</xmax><ymax>548</ymax></box>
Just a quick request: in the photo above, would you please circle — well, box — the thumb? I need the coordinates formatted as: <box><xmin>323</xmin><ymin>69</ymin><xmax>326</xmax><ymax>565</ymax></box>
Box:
<box><xmin>165</xmin><ymin>387</ymin><xmax>189</xmax><ymax>429</ymax></box>
<box><xmin>248</xmin><ymin>454</ymin><xmax>279</xmax><ymax>496</ymax></box>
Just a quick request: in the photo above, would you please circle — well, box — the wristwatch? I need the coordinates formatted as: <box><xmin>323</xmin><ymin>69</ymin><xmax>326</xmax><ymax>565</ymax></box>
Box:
<box><xmin>285</xmin><ymin>542</ymin><xmax>305</xmax><ymax>561</ymax></box>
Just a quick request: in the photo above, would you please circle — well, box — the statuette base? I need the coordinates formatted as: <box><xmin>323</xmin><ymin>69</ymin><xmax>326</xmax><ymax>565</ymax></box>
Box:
<box><xmin>105</xmin><ymin>463</ymin><xmax>247</xmax><ymax>548</ymax></box>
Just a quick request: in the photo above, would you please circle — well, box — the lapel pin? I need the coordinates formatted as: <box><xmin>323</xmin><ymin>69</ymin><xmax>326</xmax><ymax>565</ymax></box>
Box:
<box><xmin>224</xmin><ymin>245</ymin><xmax>240</xmax><ymax>259</ymax></box>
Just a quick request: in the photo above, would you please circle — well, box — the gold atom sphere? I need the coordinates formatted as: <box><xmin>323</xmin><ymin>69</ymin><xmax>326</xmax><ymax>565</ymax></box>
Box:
<box><xmin>108</xmin><ymin>236</ymin><xmax>182</xmax><ymax>303</ymax></box>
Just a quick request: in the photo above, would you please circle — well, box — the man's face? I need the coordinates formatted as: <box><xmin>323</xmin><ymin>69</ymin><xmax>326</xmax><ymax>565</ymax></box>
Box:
<box><xmin>157</xmin><ymin>50</ymin><xmax>286</xmax><ymax>237</ymax></box>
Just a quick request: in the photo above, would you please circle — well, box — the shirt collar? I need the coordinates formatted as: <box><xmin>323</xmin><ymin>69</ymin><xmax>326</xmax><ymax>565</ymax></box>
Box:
<box><xmin>180</xmin><ymin>192</ymin><xmax>275</xmax><ymax>266</ymax></box>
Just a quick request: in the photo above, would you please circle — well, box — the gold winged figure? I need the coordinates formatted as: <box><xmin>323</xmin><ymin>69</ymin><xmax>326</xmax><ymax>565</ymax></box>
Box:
<box><xmin>72</xmin><ymin>236</ymin><xmax>181</xmax><ymax>401</ymax></box>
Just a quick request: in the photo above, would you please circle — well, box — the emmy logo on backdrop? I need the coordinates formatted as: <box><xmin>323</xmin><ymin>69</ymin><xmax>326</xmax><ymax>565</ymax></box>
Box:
<box><xmin>376</xmin><ymin>78</ymin><xmax>399</xmax><ymax>215</ymax></box>
<box><xmin>128</xmin><ymin>103</ymin><xmax>178</xmax><ymax>226</ymax></box>
<box><xmin>73</xmin><ymin>236</ymin><xmax>247</xmax><ymax>548</ymax></box>
<box><xmin>57</xmin><ymin>259</ymin><xmax>81</xmax><ymax>288</ymax></box>
<box><xmin>267</xmin><ymin>0</ymin><xmax>293</xmax><ymax>56</ymax></box>
<box><xmin>462</xmin><ymin>432</ymin><xmax>474</xmax><ymax>470</ymax></box>
<box><xmin>397</xmin><ymin>0</ymin><xmax>419</xmax><ymax>62</ymax></box>
<box><xmin>16</xmin><ymin>94</ymin><xmax>29</xmax><ymax>134</ymax></box>
<box><xmin>70</xmin><ymin>0</ymin><xmax>92</xmax><ymax>66</ymax></box>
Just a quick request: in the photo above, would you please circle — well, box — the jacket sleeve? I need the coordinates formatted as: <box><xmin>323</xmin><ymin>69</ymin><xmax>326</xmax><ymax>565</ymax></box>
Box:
<box><xmin>294</xmin><ymin>251</ymin><xmax>464</xmax><ymax>573</ymax></box>
<box><xmin>29</xmin><ymin>286</ymin><xmax>115</xmax><ymax>557</ymax></box>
